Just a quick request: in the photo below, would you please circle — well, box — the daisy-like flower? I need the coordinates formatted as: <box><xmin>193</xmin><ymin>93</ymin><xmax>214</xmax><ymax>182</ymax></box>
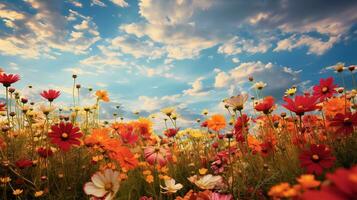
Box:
<box><xmin>188</xmin><ymin>174</ymin><xmax>222</xmax><ymax>190</ymax></box>
<box><xmin>285</xmin><ymin>87</ymin><xmax>297</xmax><ymax>96</ymax></box>
<box><xmin>164</xmin><ymin>128</ymin><xmax>179</xmax><ymax>138</ymax></box>
<box><xmin>84</xmin><ymin>169</ymin><xmax>120</xmax><ymax>200</ymax></box>
<box><xmin>48</xmin><ymin>122</ymin><xmax>83</xmax><ymax>152</ymax></box>
<box><xmin>161</xmin><ymin>107</ymin><xmax>175</xmax><ymax>117</ymax></box>
<box><xmin>40</xmin><ymin>89</ymin><xmax>61</xmax><ymax>102</ymax></box>
<box><xmin>160</xmin><ymin>178</ymin><xmax>183</xmax><ymax>194</ymax></box>
<box><xmin>254</xmin><ymin>81</ymin><xmax>267</xmax><ymax>90</ymax></box>
<box><xmin>328</xmin><ymin>112</ymin><xmax>357</xmax><ymax>136</ymax></box>
<box><xmin>0</xmin><ymin>73</ymin><xmax>20</xmax><ymax>87</ymax></box>
<box><xmin>223</xmin><ymin>93</ymin><xmax>248</xmax><ymax>111</ymax></box>
<box><xmin>39</xmin><ymin>104</ymin><xmax>55</xmax><ymax>115</ymax></box>
<box><xmin>334</xmin><ymin>63</ymin><xmax>344</xmax><ymax>73</ymax></box>
<box><xmin>282</xmin><ymin>95</ymin><xmax>319</xmax><ymax>116</ymax></box>
<box><xmin>299</xmin><ymin>144</ymin><xmax>335</xmax><ymax>175</ymax></box>
<box><xmin>207</xmin><ymin>114</ymin><xmax>226</xmax><ymax>132</ymax></box>
<box><xmin>144</xmin><ymin>146</ymin><xmax>172</xmax><ymax>166</ymax></box>
<box><xmin>96</xmin><ymin>90</ymin><xmax>110</xmax><ymax>102</ymax></box>
<box><xmin>202</xmin><ymin>109</ymin><xmax>209</xmax><ymax>116</ymax></box>
<box><xmin>312</xmin><ymin>77</ymin><xmax>337</xmax><ymax>101</ymax></box>
<box><xmin>296</xmin><ymin>174</ymin><xmax>320</xmax><ymax>189</ymax></box>
<box><xmin>254</xmin><ymin>96</ymin><xmax>275</xmax><ymax>114</ymax></box>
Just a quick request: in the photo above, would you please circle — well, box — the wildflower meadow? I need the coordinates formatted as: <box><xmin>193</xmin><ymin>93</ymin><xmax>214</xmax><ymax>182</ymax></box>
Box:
<box><xmin>0</xmin><ymin>63</ymin><xmax>356</xmax><ymax>200</ymax></box>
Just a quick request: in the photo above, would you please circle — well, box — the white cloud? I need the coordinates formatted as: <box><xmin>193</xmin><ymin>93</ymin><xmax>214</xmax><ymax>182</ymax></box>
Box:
<box><xmin>91</xmin><ymin>0</ymin><xmax>106</xmax><ymax>7</ymax></box>
<box><xmin>218</xmin><ymin>36</ymin><xmax>271</xmax><ymax>55</ymax></box>
<box><xmin>183</xmin><ymin>77</ymin><xmax>210</xmax><ymax>96</ymax></box>
<box><xmin>274</xmin><ymin>35</ymin><xmax>339</xmax><ymax>55</ymax></box>
<box><xmin>109</xmin><ymin>0</ymin><xmax>128</xmax><ymax>7</ymax></box>
<box><xmin>214</xmin><ymin>71</ymin><xmax>231</xmax><ymax>88</ymax></box>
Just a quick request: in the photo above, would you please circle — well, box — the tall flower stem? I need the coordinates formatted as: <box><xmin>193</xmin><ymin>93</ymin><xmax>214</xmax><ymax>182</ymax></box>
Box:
<box><xmin>5</xmin><ymin>87</ymin><xmax>10</xmax><ymax>124</ymax></box>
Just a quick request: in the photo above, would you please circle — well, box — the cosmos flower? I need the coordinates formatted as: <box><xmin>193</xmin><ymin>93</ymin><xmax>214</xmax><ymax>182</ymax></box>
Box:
<box><xmin>0</xmin><ymin>102</ymin><xmax>6</xmax><ymax>111</ymax></box>
<box><xmin>322</xmin><ymin>97</ymin><xmax>350</xmax><ymax>117</ymax></box>
<box><xmin>144</xmin><ymin>146</ymin><xmax>172</xmax><ymax>166</ymax></box>
<box><xmin>96</xmin><ymin>90</ymin><xmax>110</xmax><ymax>102</ymax></box>
<box><xmin>312</xmin><ymin>77</ymin><xmax>337</xmax><ymax>101</ymax></box>
<box><xmin>254</xmin><ymin>96</ymin><xmax>275</xmax><ymax>114</ymax></box>
<box><xmin>109</xmin><ymin>146</ymin><xmax>138</xmax><ymax>170</ymax></box>
<box><xmin>161</xmin><ymin>107</ymin><xmax>175</xmax><ymax>117</ymax></box>
<box><xmin>223</xmin><ymin>93</ymin><xmax>248</xmax><ymax>111</ymax></box>
<box><xmin>160</xmin><ymin>178</ymin><xmax>183</xmax><ymax>194</ymax></box>
<box><xmin>37</xmin><ymin>147</ymin><xmax>54</xmax><ymax>158</ymax></box>
<box><xmin>188</xmin><ymin>174</ymin><xmax>222</xmax><ymax>190</ymax></box>
<box><xmin>296</xmin><ymin>174</ymin><xmax>320</xmax><ymax>189</ymax></box>
<box><xmin>210</xmin><ymin>192</ymin><xmax>233</xmax><ymax>200</ymax></box>
<box><xmin>299</xmin><ymin>144</ymin><xmax>335</xmax><ymax>175</ymax></box>
<box><xmin>40</xmin><ymin>89</ymin><xmax>61</xmax><ymax>102</ymax></box>
<box><xmin>302</xmin><ymin>165</ymin><xmax>357</xmax><ymax>200</ymax></box>
<box><xmin>282</xmin><ymin>95</ymin><xmax>319</xmax><ymax>116</ymax></box>
<box><xmin>207</xmin><ymin>114</ymin><xmax>226</xmax><ymax>132</ymax></box>
<box><xmin>254</xmin><ymin>81</ymin><xmax>267</xmax><ymax>90</ymax></box>
<box><xmin>84</xmin><ymin>169</ymin><xmax>120</xmax><ymax>200</ymax></box>
<box><xmin>328</xmin><ymin>112</ymin><xmax>357</xmax><ymax>136</ymax></box>
<box><xmin>0</xmin><ymin>73</ymin><xmax>20</xmax><ymax>87</ymax></box>
<box><xmin>15</xmin><ymin>158</ymin><xmax>33</xmax><ymax>169</ymax></box>
<box><xmin>164</xmin><ymin>128</ymin><xmax>179</xmax><ymax>138</ymax></box>
<box><xmin>120</xmin><ymin>130</ymin><xmax>138</xmax><ymax>145</ymax></box>
<box><xmin>85</xmin><ymin>128</ymin><xmax>111</xmax><ymax>147</ymax></box>
<box><xmin>48</xmin><ymin>122</ymin><xmax>83</xmax><ymax>152</ymax></box>
<box><xmin>285</xmin><ymin>87</ymin><xmax>297</xmax><ymax>96</ymax></box>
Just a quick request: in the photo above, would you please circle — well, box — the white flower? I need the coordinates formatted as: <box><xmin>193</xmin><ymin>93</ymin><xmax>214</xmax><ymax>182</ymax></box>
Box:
<box><xmin>188</xmin><ymin>174</ymin><xmax>222</xmax><ymax>190</ymax></box>
<box><xmin>161</xmin><ymin>107</ymin><xmax>175</xmax><ymax>117</ymax></box>
<box><xmin>84</xmin><ymin>169</ymin><xmax>120</xmax><ymax>200</ymax></box>
<box><xmin>160</xmin><ymin>178</ymin><xmax>183</xmax><ymax>194</ymax></box>
<box><xmin>254</xmin><ymin>81</ymin><xmax>267</xmax><ymax>90</ymax></box>
<box><xmin>223</xmin><ymin>93</ymin><xmax>248</xmax><ymax>110</ymax></box>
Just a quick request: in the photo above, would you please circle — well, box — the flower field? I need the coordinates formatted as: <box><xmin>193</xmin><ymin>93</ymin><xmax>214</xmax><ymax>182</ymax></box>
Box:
<box><xmin>0</xmin><ymin>64</ymin><xmax>357</xmax><ymax>200</ymax></box>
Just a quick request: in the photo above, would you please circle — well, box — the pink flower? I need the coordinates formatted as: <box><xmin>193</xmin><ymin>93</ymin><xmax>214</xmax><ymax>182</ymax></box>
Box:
<box><xmin>210</xmin><ymin>192</ymin><xmax>233</xmax><ymax>200</ymax></box>
<box><xmin>144</xmin><ymin>146</ymin><xmax>172</xmax><ymax>166</ymax></box>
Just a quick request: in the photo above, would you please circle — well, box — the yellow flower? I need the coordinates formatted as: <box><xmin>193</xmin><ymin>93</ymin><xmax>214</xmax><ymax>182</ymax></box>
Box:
<box><xmin>285</xmin><ymin>87</ymin><xmax>297</xmax><ymax>96</ymax></box>
<box><xmin>296</xmin><ymin>174</ymin><xmax>320</xmax><ymax>189</ymax></box>
<box><xmin>161</xmin><ymin>107</ymin><xmax>175</xmax><ymax>117</ymax></box>
<box><xmin>34</xmin><ymin>190</ymin><xmax>44</xmax><ymax>197</ymax></box>
<box><xmin>199</xmin><ymin>168</ymin><xmax>208</xmax><ymax>175</ymax></box>
<box><xmin>0</xmin><ymin>176</ymin><xmax>11</xmax><ymax>184</ymax></box>
<box><xmin>146</xmin><ymin>175</ymin><xmax>154</xmax><ymax>183</ymax></box>
<box><xmin>143</xmin><ymin>170</ymin><xmax>152</xmax><ymax>175</ymax></box>
<box><xmin>13</xmin><ymin>189</ymin><xmax>23</xmax><ymax>196</ymax></box>
<box><xmin>95</xmin><ymin>90</ymin><xmax>110</xmax><ymax>102</ymax></box>
<box><xmin>202</xmin><ymin>109</ymin><xmax>209</xmax><ymax>116</ymax></box>
<box><xmin>335</xmin><ymin>63</ymin><xmax>344</xmax><ymax>73</ymax></box>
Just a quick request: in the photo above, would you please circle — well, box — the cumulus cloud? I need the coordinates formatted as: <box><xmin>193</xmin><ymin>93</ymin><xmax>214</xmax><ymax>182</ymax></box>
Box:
<box><xmin>183</xmin><ymin>77</ymin><xmax>210</xmax><ymax>96</ymax></box>
<box><xmin>119</xmin><ymin>0</ymin><xmax>357</xmax><ymax>60</ymax></box>
<box><xmin>214</xmin><ymin>61</ymin><xmax>301</xmax><ymax>98</ymax></box>
<box><xmin>0</xmin><ymin>1</ymin><xmax>100</xmax><ymax>59</ymax></box>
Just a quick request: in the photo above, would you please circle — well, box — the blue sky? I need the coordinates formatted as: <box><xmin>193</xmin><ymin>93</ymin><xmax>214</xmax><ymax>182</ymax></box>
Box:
<box><xmin>0</xmin><ymin>0</ymin><xmax>357</xmax><ymax>128</ymax></box>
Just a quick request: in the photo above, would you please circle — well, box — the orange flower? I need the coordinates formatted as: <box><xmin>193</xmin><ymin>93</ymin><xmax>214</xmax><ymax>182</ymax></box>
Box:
<box><xmin>296</xmin><ymin>174</ymin><xmax>320</xmax><ymax>189</ymax></box>
<box><xmin>110</xmin><ymin>146</ymin><xmax>138</xmax><ymax>170</ymax></box>
<box><xmin>268</xmin><ymin>182</ymin><xmax>298</xmax><ymax>199</ymax></box>
<box><xmin>323</xmin><ymin>97</ymin><xmax>350</xmax><ymax>117</ymax></box>
<box><xmin>131</xmin><ymin>118</ymin><xmax>153</xmax><ymax>139</ymax></box>
<box><xmin>247</xmin><ymin>135</ymin><xmax>261</xmax><ymax>153</ymax></box>
<box><xmin>207</xmin><ymin>114</ymin><xmax>226</xmax><ymax>132</ymax></box>
<box><xmin>95</xmin><ymin>90</ymin><xmax>110</xmax><ymax>102</ymax></box>
<box><xmin>84</xmin><ymin>128</ymin><xmax>110</xmax><ymax>146</ymax></box>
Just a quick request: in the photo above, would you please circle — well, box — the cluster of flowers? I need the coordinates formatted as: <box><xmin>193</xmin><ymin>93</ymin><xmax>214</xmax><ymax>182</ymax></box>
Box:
<box><xmin>0</xmin><ymin>63</ymin><xmax>356</xmax><ymax>199</ymax></box>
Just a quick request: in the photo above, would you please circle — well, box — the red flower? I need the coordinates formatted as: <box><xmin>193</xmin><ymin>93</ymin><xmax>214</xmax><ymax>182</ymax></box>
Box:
<box><xmin>0</xmin><ymin>102</ymin><xmax>6</xmax><ymax>111</ymax></box>
<box><xmin>255</xmin><ymin>96</ymin><xmax>275</xmax><ymax>114</ymax></box>
<box><xmin>313</xmin><ymin>77</ymin><xmax>337</xmax><ymax>101</ymax></box>
<box><xmin>302</xmin><ymin>165</ymin><xmax>357</xmax><ymax>200</ymax></box>
<box><xmin>15</xmin><ymin>158</ymin><xmax>33</xmax><ymax>169</ymax></box>
<box><xmin>328</xmin><ymin>112</ymin><xmax>357</xmax><ymax>136</ymax></box>
<box><xmin>0</xmin><ymin>73</ymin><xmax>20</xmax><ymax>87</ymax></box>
<box><xmin>37</xmin><ymin>147</ymin><xmax>54</xmax><ymax>158</ymax></box>
<box><xmin>299</xmin><ymin>144</ymin><xmax>335</xmax><ymax>175</ymax></box>
<box><xmin>282</xmin><ymin>95</ymin><xmax>319</xmax><ymax>116</ymax></box>
<box><xmin>40</xmin><ymin>89</ymin><xmax>61</xmax><ymax>102</ymax></box>
<box><xmin>164</xmin><ymin>128</ymin><xmax>179</xmax><ymax>138</ymax></box>
<box><xmin>120</xmin><ymin>128</ymin><xmax>139</xmax><ymax>144</ymax></box>
<box><xmin>233</xmin><ymin>114</ymin><xmax>249</xmax><ymax>135</ymax></box>
<box><xmin>48</xmin><ymin>122</ymin><xmax>82</xmax><ymax>151</ymax></box>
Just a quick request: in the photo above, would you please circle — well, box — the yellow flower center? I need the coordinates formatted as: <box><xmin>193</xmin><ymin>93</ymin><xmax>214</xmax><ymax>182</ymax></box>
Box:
<box><xmin>61</xmin><ymin>133</ymin><xmax>69</xmax><ymax>139</ymax></box>
<box><xmin>322</xmin><ymin>87</ymin><xmax>328</xmax><ymax>93</ymax></box>
<box><xmin>312</xmin><ymin>154</ymin><xmax>319</xmax><ymax>161</ymax></box>
<box><xmin>298</xmin><ymin>105</ymin><xmax>304</xmax><ymax>110</ymax></box>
